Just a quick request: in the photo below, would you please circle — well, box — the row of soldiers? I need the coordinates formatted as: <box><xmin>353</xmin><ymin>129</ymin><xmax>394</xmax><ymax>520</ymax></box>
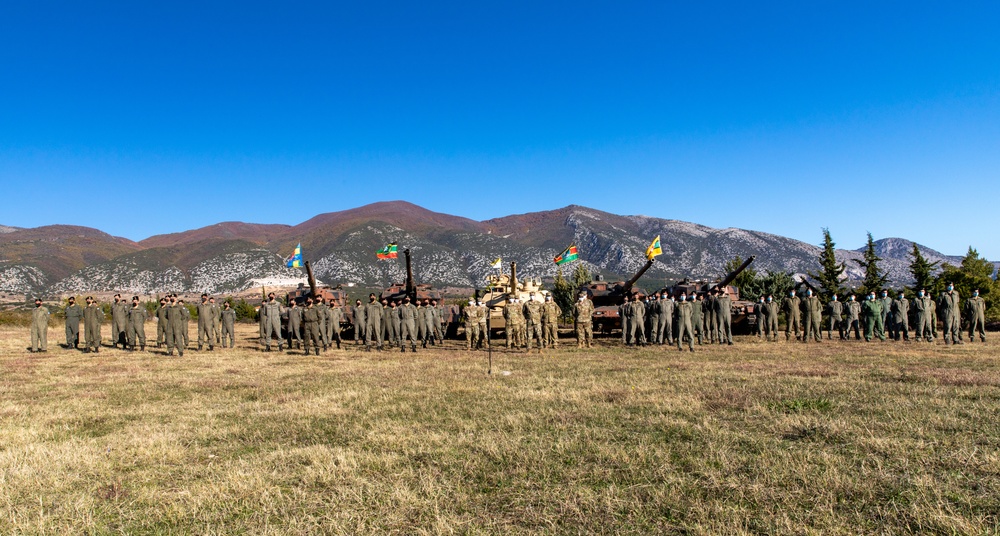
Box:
<box><xmin>462</xmin><ymin>293</ymin><xmax>563</xmax><ymax>351</ymax></box>
<box><xmin>260</xmin><ymin>292</ymin><xmax>449</xmax><ymax>354</ymax></box>
<box><xmin>753</xmin><ymin>285</ymin><xmax>988</xmax><ymax>343</ymax></box>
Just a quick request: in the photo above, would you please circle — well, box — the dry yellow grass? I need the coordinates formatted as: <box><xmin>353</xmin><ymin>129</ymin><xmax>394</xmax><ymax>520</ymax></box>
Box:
<box><xmin>1</xmin><ymin>323</ymin><xmax>998</xmax><ymax>534</ymax></box>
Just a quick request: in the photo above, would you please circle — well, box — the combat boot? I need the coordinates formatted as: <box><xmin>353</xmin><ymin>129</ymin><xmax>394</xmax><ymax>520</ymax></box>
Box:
<box><xmin>198</xmin><ymin>344</ymin><xmax>203</xmax><ymax>351</ymax></box>
<box><xmin>140</xmin><ymin>345</ymin><xmax>145</xmax><ymax>352</ymax></box>
<box><xmin>178</xmin><ymin>349</ymin><xmax>184</xmax><ymax>357</ymax></box>
<box><xmin>209</xmin><ymin>345</ymin><xmax>214</xmax><ymax>351</ymax></box>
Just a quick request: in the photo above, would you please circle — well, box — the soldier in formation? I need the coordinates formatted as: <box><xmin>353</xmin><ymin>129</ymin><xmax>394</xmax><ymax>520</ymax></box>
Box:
<box><xmin>365</xmin><ymin>293</ymin><xmax>384</xmax><ymax>351</ymax></box>
<box><xmin>431</xmin><ymin>299</ymin><xmax>445</xmax><ymax>344</ymax></box>
<box><xmin>197</xmin><ymin>294</ymin><xmax>216</xmax><ymax>351</ymax></box>
<box><xmin>845</xmin><ymin>294</ymin><xmax>862</xmax><ymax>340</ymax></box>
<box><xmin>353</xmin><ymin>299</ymin><xmax>365</xmax><ymax>346</ymax></box>
<box><xmin>260</xmin><ymin>292</ymin><xmax>284</xmax><ymax>352</ymax></box>
<box><xmin>398</xmin><ymin>296</ymin><xmax>419</xmax><ymax>352</ymax></box>
<box><xmin>286</xmin><ymin>300</ymin><xmax>303</xmax><ymax>350</ymax></box>
<box><xmin>111</xmin><ymin>294</ymin><xmax>129</xmax><ymax>349</ymax></box>
<box><xmin>383</xmin><ymin>299</ymin><xmax>398</xmax><ymax>347</ymax></box>
<box><xmin>762</xmin><ymin>295</ymin><xmax>779</xmax><ymax>341</ymax></box>
<box><xmin>966</xmin><ymin>289</ymin><xmax>987</xmax><ymax>342</ymax></box>
<box><xmin>913</xmin><ymin>289</ymin><xmax>934</xmax><ymax>342</ymax></box>
<box><xmin>64</xmin><ymin>296</ymin><xmax>83</xmax><ymax>349</ymax></box>
<box><xmin>890</xmin><ymin>291</ymin><xmax>910</xmax><ymax>341</ymax></box>
<box><xmin>541</xmin><ymin>294</ymin><xmax>561</xmax><ymax>349</ymax></box>
<box><xmin>827</xmin><ymin>294</ymin><xmax>844</xmax><ymax>340</ymax></box>
<box><xmin>302</xmin><ymin>297</ymin><xmax>323</xmax><ymax>355</ymax></box>
<box><xmin>862</xmin><ymin>292</ymin><xmax>886</xmax><ymax>342</ymax></box>
<box><xmin>83</xmin><ymin>296</ymin><xmax>102</xmax><ymax>352</ymax></box>
<box><xmin>572</xmin><ymin>292</ymin><xmax>594</xmax><ymax>348</ymax></box>
<box><xmin>221</xmin><ymin>300</ymin><xmax>236</xmax><ymax>348</ymax></box>
<box><xmin>523</xmin><ymin>293</ymin><xmax>544</xmax><ymax>350</ymax></box>
<box><xmin>156</xmin><ymin>298</ymin><xmax>168</xmax><ymax>347</ymax></box>
<box><xmin>165</xmin><ymin>295</ymin><xmax>187</xmax><ymax>356</ymax></box>
<box><xmin>464</xmin><ymin>298</ymin><xmax>479</xmax><ymax>350</ymax></box>
<box><xmin>938</xmin><ymin>283</ymin><xmax>962</xmax><ymax>345</ymax></box>
<box><xmin>211</xmin><ymin>297</ymin><xmax>222</xmax><ymax>346</ymax></box>
<box><xmin>675</xmin><ymin>293</ymin><xmax>695</xmax><ymax>352</ymax></box>
<box><xmin>782</xmin><ymin>290</ymin><xmax>801</xmax><ymax>341</ymax></box>
<box><xmin>716</xmin><ymin>288</ymin><xmax>733</xmax><ymax>345</ymax></box>
<box><xmin>623</xmin><ymin>293</ymin><xmax>646</xmax><ymax>346</ymax></box>
<box><xmin>29</xmin><ymin>298</ymin><xmax>49</xmax><ymax>353</ymax></box>
<box><xmin>802</xmin><ymin>289</ymin><xmax>822</xmax><ymax>343</ymax></box>
<box><xmin>127</xmin><ymin>296</ymin><xmax>147</xmax><ymax>351</ymax></box>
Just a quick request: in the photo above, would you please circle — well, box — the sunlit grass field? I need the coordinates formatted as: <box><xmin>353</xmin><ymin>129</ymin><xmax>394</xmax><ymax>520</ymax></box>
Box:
<box><xmin>1</xmin><ymin>323</ymin><xmax>998</xmax><ymax>534</ymax></box>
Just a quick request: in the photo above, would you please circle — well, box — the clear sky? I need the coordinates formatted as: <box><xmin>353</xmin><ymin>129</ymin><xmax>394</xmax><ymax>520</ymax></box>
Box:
<box><xmin>2</xmin><ymin>2</ymin><xmax>998</xmax><ymax>259</ymax></box>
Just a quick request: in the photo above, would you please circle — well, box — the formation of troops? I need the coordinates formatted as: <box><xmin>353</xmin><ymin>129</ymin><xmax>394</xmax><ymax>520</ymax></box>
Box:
<box><xmin>24</xmin><ymin>283</ymin><xmax>990</xmax><ymax>354</ymax></box>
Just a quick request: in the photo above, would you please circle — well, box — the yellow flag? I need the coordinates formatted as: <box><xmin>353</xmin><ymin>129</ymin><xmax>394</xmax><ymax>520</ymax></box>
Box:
<box><xmin>645</xmin><ymin>236</ymin><xmax>662</xmax><ymax>260</ymax></box>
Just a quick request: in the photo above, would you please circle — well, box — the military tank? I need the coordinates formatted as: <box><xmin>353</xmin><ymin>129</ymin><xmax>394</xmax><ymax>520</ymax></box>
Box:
<box><xmin>380</xmin><ymin>248</ymin><xmax>462</xmax><ymax>337</ymax></box>
<box><xmin>478</xmin><ymin>261</ymin><xmax>548</xmax><ymax>334</ymax></box>
<box><xmin>577</xmin><ymin>259</ymin><xmax>655</xmax><ymax>335</ymax></box>
<box><xmin>283</xmin><ymin>260</ymin><xmax>354</xmax><ymax>332</ymax></box>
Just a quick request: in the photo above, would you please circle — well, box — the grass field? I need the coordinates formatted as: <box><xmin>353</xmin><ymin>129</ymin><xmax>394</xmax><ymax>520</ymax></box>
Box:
<box><xmin>1</xmin><ymin>324</ymin><xmax>998</xmax><ymax>534</ymax></box>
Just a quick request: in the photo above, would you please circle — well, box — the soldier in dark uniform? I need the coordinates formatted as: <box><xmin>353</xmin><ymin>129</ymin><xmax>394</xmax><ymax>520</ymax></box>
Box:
<box><xmin>83</xmin><ymin>296</ymin><xmax>102</xmax><ymax>353</ymax></box>
<box><xmin>286</xmin><ymin>300</ymin><xmax>303</xmax><ymax>349</ymax></box>
<box><xmin>705</xmin><ymin>290</ymin><xmax>718</xmax><ymax>343</ymax></box>
<box><xmin>127</xmin><ymin>296</ymin><xmax>147</xmax><ymax>351</ymax></box>
<box><xmin>827</xmin><ymin>295</ymin><xmax>844</xmax><ymax>340</ymax></box>
<box><xmin>675</xmin><ymin>293</ymin><xmax>694</xmax><ymax>352</ymax></box>
<box><xmin>782</xmin><ymin>290</ymin><xmax>801</xmax><ymax>341</ymax></box>
<box><xmin>938</xmin><ymin>284</ymin><xmax>962</xmax><ymax>345</ymax></box>
<box><xmin>165</xmin><ymin>295</ymin><xmax>187</xmax><ymax>356</ymax></box>
<box><xmin>302</xmin><ymin>298</ymin><xmax>322</xmax><ymax>355</ymax></box>
<box><xmin>64</xmin><ymin>296</ymin><xmax>83</xmax><ymax>349</ymax></box>
<box><xmin>717</xmin><ymin>288</ymin><xmax>733</xmax><ymax>345</ymax></box>
<box><xmin>155</xmin><ymin>298</ymin><xmax>168</xmax><ymax>347</ymax></box>
<box><xmin>890</xmin><ymin>291</ymin><xmax>910</xmax><ymax>341</ymax></box>
<box><xmin>802</xmin><ymin>289</ymin><xmax>822</xmax><ymax>343</ymax></box>
<box><xmin>197</xmin><ymin>294</ymin><xmax>215</xmax><ymax>351</ymax></box>
<box><xmin>364</xmin><ymin>293</ymin><xmax>383</xmax><ymax>351</ymax></box>
<box><xmin>966</xmin><ymin>289</ymin><xmax>987</xmax><ymax>342</ymax></box>
<box><xmin>398</xmin><ymin>296</ymin><xmax>418</xmax><ymax>352</ymax></box>
<box><xmin>221</xmin><ymin>301</ymin><xmax>236</xmax><ymax>348</ymax></box>
<box><xmin>29</xmin><ymin>298</ymin><xmax>49</xmax><ymax>352</ymax></box>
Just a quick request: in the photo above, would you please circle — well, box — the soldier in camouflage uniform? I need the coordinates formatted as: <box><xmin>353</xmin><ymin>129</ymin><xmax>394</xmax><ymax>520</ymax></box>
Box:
<box><xmin>83</xmin><ymin>296</ymin><xmax>102</xmax><ymax>353</ymax></box>
<box><xmin>475</xmin><ymin>300</ymin><xmax>490</xmax><ymax>349</ymax></box>
<box><xmin>464</xmin><ymin>299</ymin><xmax>478</xmax><ymax>350</ymax></box>
<box><xmin>802</xmin><ymin>289</ymin><xmax>822</xmax><ymax>343</ymax></box>
<box><xmin>64</xmin><ymin>296</ymin><xmax>83</xmax><ymax>349</ymax></box>
<box><xmin>965</xmin><ymin>289</ymin><xmax>986</xmax><ymax>342</ymax></box>
<box><xmin>221</xmin><ymin>301</ymin><xmax>236</xmax><ymax>348</ymax></box>
<box><xmin>541</xmin><ymin>294</ymin><xmax>561</xmax><ymax>349</ymax></box>
<box><xmin>938</xmin><ymin>284</ymin><xmax>962</xmax><ymax>345</ymax></box>
<box><xmin>29</xmin><ymin>298</ymin><xmax>49</xmax><ymax>352</ymax></box>
<box><xmin>523</xmin><ymin>293</ymin><xmax>544</xmax><ymax>350</ymax></box>
<box><xmin>572</xmin><ymin>292</ymin><xmax>594</xmax><ymax>348</ymax></box>
<box><xmin>503</xmin><ymin>298</ymin><xmax>519</xmax><ymax>349</ymax></box>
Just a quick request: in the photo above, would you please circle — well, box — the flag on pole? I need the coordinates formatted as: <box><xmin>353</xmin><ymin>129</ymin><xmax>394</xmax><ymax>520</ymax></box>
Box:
<box><xmin>554</xmin><ymin>245</ymin><xmax>579</xmax><ymax>265</ymax></box>
<box><xmin>490</xmin><ymin>257</ymin><xmax>502</xmax><ymax>269</ymax></box>
<box><xmin>377</xmin><ymin>242</ymin><xmax>398</xmax><ymax>260</ymax></box>
<box><xmin>285</xmin><ymin>243</ymin><xmax>303</xmax><ymax>268</ymax></box>
<box><xmin>645</xmin><ymin>235</ymin><xmax>662</xmax><ymax>260</ymax></box>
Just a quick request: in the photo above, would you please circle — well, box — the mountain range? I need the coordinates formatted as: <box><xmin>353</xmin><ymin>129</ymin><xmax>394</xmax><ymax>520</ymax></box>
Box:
<box><xmin>0</xmin><ymin>201</ymin><xmax>992</xmax><ymax>297</ymax></box>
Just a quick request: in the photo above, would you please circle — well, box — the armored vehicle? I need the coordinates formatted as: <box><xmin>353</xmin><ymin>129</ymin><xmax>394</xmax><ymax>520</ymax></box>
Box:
<box><xmin>658</xmin><ymin>255</ymin><xmax>757</xmax><ymax>333</ymax></box>
<box><xmin>577</xmin><ymin>259</ymin><xmax>655</xmax><ymax>335</ymax></box>
<box><xmin>478</xmin><ymin>261</ymin><xmax>548</xmax><ymax>334</ymax></box>
<box><xmin>380</xmin><ymin>248</ymin><xmax>462</xmax><ymax>337</ymax></box>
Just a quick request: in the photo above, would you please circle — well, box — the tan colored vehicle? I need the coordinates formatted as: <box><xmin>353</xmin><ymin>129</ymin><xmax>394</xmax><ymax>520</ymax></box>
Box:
<box><xmin>479</xmin><ymin>261</ymin><xmax>548</xmax><ymax>334</ymax></box>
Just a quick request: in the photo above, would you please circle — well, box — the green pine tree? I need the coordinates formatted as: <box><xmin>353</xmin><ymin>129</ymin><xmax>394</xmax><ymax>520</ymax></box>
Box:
<box><xmin>550</xmin><ymin>267</ymin><xmax>574</xmax><ymax>318</ymax></box>
<box><xmin>854</xmin><ymin>232</ymin><xmax>889</xmax><ymax>296</ymax></box>
<box><xmin>807</xmin><ymin>228</ymin><xmax>845</xmax><ymax>301</ymax></box>
<box><xmin>907</xmin><ymin>242</ymin><xmax>938</xmax><ymax>295</ymax></box>
<box><xmin>571</xmin><ymin>264</ymin><xmax>592</xmax><ymax>289</ymax></box>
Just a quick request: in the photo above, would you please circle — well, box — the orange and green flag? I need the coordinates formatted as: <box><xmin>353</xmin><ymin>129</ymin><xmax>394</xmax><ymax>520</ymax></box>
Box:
<box><xmin>554</xmin><ymin>245</ymin><xmax>579</xmax><ymax>265</ymax></box>
<box><xmin>377</xmin><ymin>242</ymin><xmax>398</xmax><ymax>260</ymax></box>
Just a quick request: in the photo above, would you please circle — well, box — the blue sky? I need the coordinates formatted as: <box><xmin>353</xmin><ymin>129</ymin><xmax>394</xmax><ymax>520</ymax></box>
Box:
<box><xmin>2</xmin><ymin>2</ymin><xmax>998</xmax><ymax>259</ymax></box>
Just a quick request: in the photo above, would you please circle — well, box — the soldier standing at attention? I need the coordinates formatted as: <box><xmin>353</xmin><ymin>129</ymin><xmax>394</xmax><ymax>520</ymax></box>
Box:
<box><xmin>802</xmin><ymin>289</ymin><xmax>822</xmax><ymax>343</ymax></box>
<box><xmin>572</xmin><ymin>292</ymin><xmax>594</xmax><ymax>348</ymax></box>
<box><xmin>782</xmin><ymin>290</ymin><xmax>801</xmax><ymax>341</ymax></box>
<box><xmin>261</xmin><ymin>292</ymin><xmax>284</xmax><ymax>352</ymax></box>
<box><xmin>541</xmin><ymin>294</ymin><xmax>561</xmax><ymax>349</ymax></box>
<box><xmin>647</xmin><ymin>294</ymin><xmax>661</xmax><ymax>344</ymax></box>
<box><xmin>753</xmin><ymin>296</ymin><xmax>766</xmax><ymax>340</ymax></box>
<box><xmin>365</xmin><ymin>293</ymin><xmax>383</xmax><ymax>351</ymax></box>
<box><xmin>912</xmin><ymin>289</ymin><xmax>934</xmax><ymax>342</ymax></box>
<box><xmin>631</xmin><ymin>293</ymin><xmax>647</xmax><ymax>346</ymax></box>
<box><xmin>420</xmin><ymin>299</ymin><xmax>435</xmax><ymax>347</ymax></box>
<box><xmin>862</xmin><ymin>292</ymin><xmax>886</xmax><ymax>342</ymax></box>
<box><xmin>475</xmin><ymin>300</ymin><xmax>489</xmax><ymax>350</ymax></box>
<box><xmin>111</xmin><ymin>294</ymin><xmax>129</xmax><ymax>349</ymax></box>
<box><xmin>197</xmin><ymin>294</ymin><xmax>215</xmax><ymax>351</ymax></box>
<box><xmin>211</xmin><ymin>297</ymin><xmax>222</xmax><ymax>346</ymax></box>
<box><xmin>659</xmin><ymin>294</ymin><xmax>674</xmax><ymax>345</ymax></box>
<box><xmin>523</xmin><ymin>293</ymin><xmax>544</xmax><ymax>350</ymax></box>
<box><xmin>464</xmin><ymin>299</ymin><xmax>478</xmax><ymax>350</ymax></box>
<box><xmin>29</xmin><ymin>298</ymin><xmax>49</xmax><ymax>353</ymax></box>
<box><xmin>83</xmin><ymin>296</ymin><xmax>102</xmax><ymax>353</ymax></box>
<box><xmin>179</xmin><ymin>299</ymin><xmax>191</xmax><ymax>348</ymax></box>
<box><xmin>64</xmin><ymin>296</ymin><xmax>83</xmax><ymax>349</ymax></box>
<box><xmin>878</xmin><ymin>290</ymin><xmax>893</xmax><ymax>340</ymax></box>
<box><xmin>503</xmin><ymin>298</ymin><xmax>519</xmax><ymax>349</ymax></box>
<box><xmin>938</xmin><ymin>283</ymin><xmax>962</xmax><ymax>345</ymax></box>
<box><xmin>155</xmin><ymin>297</ymin><xmax>168</xmax><ymax>347</ymax></box>
<box><xmin>827</xmin><ymin>295</ymin><xmax>844</xmax><ymax>340</ymax></box>
<box><xmin>220</xmin><ymin>301</ymin><xmax>236</xmax><ymax>348</ymax></box>
<box><xmin>382</xmin><ymin>299</ymin><xmax>396</xmax><ymax>347</ymax></box>
<box><xmin>890</xmin><ymin>291</ymin><xmax>910</xmax><ymax>341</ymax></box>
<box><xmin>675</xmin><ymin>293</ymin><xmax>694</xmax><ymax>352</ymax></box>
<box><xmin>302</xmin><ymin>298</ymin><xmax>322</xmax><ymax>356</ymax></box>
<box><xmin>431</xmin><ymin>299</ymin><xmax>445</xmax><ymax>344</ymax></box>
<box><xmin>965</xmin><ymin>289</ymin><xmax>987</xmax><ymax>342</ymax></box>
<box><xmin>286</xmin><ymin>300</ymin><xmax>303</xmax><ymax>350</ymax></box>
<box><xmin>691</xmin><ymin>294</ymin><xmax>705</xmax><ymax>345</ymax></box>
<box><xmin>414</xmin><ymin>300</ymin><xmax>426</xmax><ymax>344</ymax></box>
<box><xmin>717</xmin><ymin>288</ymin><xmax>734</xmax><ymax>345</ymax></box>
<box><xmin>844</xmin><ymin>294</ymin><xmax>861</xmax><ymax>340</ymax></box>
<box><xmin>127</xmin><ymin>296</ymin><xmax>147</xmax><ymax>351</ymax></box>
<box><xmin>763</xmin><ymin>295</ymin><xmax>779</xmax><ymax>341</ymax></box>
<box><xmin>165</xmin><ymin>295</ymin><xmax>187</xmax><ymax>356</ymax></box>
<box><xmin>328</xmin><ymin>298</ymin><xmax>344</xmax><ymax>349</ymax></box>
<box><xmin>398</xmin><ymin>296</ymin><xmax>418</xmax><ymax>352</ymax></box>
<box><xmin>315</xmin><ymin>297</ymin><xmax>330</xmax><ymax>349</ymax></box>
<box><xmin>353</xmin><ymin>299</ymin><xmax>365</xmax><ymax>346</ymax></box>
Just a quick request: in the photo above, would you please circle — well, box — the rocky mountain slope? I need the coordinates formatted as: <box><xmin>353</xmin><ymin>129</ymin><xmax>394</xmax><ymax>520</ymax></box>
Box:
<box><xmin>0</xmin><ymin>202</ymin><xmax>992</xmax><ymax>296</ymax></box>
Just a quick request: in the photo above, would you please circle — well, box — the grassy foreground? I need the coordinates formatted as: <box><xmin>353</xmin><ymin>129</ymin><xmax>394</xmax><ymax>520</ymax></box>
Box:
<box><xmin>1</xmin><ymin>325</ymin><xmax>998</xmax><ymax>535</ymax></box>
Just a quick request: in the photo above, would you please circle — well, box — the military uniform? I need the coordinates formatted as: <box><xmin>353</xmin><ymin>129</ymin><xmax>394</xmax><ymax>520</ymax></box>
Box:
<box><xmin>84</xmin><ymin>302</ymin><xmax>103</xmax><ymax>352</ymax></box>
<box><xmin>890</xmin><ymin>295</ymin><xmax>910</xmax><ymax>341</ymax></box>
<box><xmin>221</xmin><ymin>306</ymin><xmax>236</xmax><ymax>348</ymax></box>
<box><xmin>398</xmin><ymin>301</ymin><xmax>419</xmax><ymax>351</ymax></box>
<box><xmin>625</xmin><ymin>297</ymin><xmax>646</xmax><ymax>346</ymax></box>
<box><xmin>717</xmin><ymin>292</ymin><xmax>734</xmax><ymax>345</ymax></box>
<box><xmin>845</xmin><ymin>298</ymin><xmax>862</xmax><ymax>340</ymax></box>
<box><xmin>503</xmin><ymin>301</ymin><xmax>519</xmax><ymax>349</ymax></box>
<box><xmin>365</xmin><ymin>299</ymin><xmax>384</xmax><ymax>350</ymax></box>
<box><xmin>659</xmin><ymin>296</ymin><xmax>674</xmax><ymax>344</ymax></box>
<box><xmin>64</xmin><ymin>300</ymin><xmax>83</xmax><ymax>348</ymax></box>
<box><xmin>353</xmin><ymin>302</ymin><xmax>366</xmax><ymax>345</ymax></box>
<box><xmin>827</xmin><ymin>298</ymin><xmax>844</xmax><ymax>340</ymax></box>
<box><xmin>913</xmin><ymin>294</ymin><xmax>934</xmax><ymax>342</ymax></box>
<box><xmin>878</xmin><ymin>293</ymin><xmax>893</xmax><ymax>340</ymax></box>
<box><xmin>156</xmin><ymin>302</ymin><xmax>168</xmax><ymax>347</ymax></box>
<box><xmin>261</xmin><ymin>298</ymin><xmax>283</xmax><ymax>351</ymax></box>
<box><xmin>862</xmin><ymin>296</ymin><xmax>885</xmax><ymax>342</ymax></box>
<box><xmin>541</xmin><ymin>298</ymin><xmax>561</xmax><ymax>349</ymax></box>
<box><xmin>197</xmin><ymin>299</ymin><xmax>215</xmax><ymax>350</ymax></box>
<box><xmin>753</xmin><ymin>298</ymin><xmax>766</xmax><ymax>339</ymax></box>
<box><xmin>384</xmin><ymin>303</ymin><xmax>399</xmax><ymax>346</ymax></box>
<box><xmin>647</xmin><ymin>297</ymin><xmax>661</xmax><ymax>344</ymax></box>
<box><xmin>431</xmin><ymin>303</ymin><xmax>445</xmax><ymax>343</ymax></box>
<box><xmin>212</xmin><ymin>302</ymin><xmax>222</xmax><ymax>345</ymax></box>
<box><xmin>802</xmin><ymin>293</ymin><xmax>822</xmax><ymax>343</ymax></box>
<box><xmin>464</xmin><ymin>302</ymin><xmax>479</xmax><ymax>350</ymax></box>
<box><xmin>315</xmin><ymin>301</ymin><xmax>330</xmax><ymax>347</ymax></box>
<box><xmin>691</xmin><ymin>297</ymin><xmax>704</xmax><ymax>345</ymax></box>
<box><xmin>165</xmin><ymin>302</ymin><xmax>187</xmax><ymax>356</ymax></box>
<box><xmin>705</xmin><ymin>294</ymin><xmax>718</xmax><ymax>343</ymax></box>
<box><xmin>127</xmin><ymin>302</ymin><xmax>147</xmax><ymax>351</ymax></box>
<box><xmin>112</xmin><ymin>298</ymin><xmax>129</xmax><ymax>348</ymax></box>
<box><xmin>763</xmin><ymin>298</ymin><xmax>779</xmax><ymax>341</ymax></box>
<box><xmin>572</xmin><ymin>296</ymin><xmax>594</xmax><ymax>348</ymax></box>
<box><xmin>419</xmin><ymin>302</ymin><xmax>434</xmax><ymax>347</ymax></box>
<box><xmin>302</xmin><ymin>303</ymin><xmax>323</xmax><ymax>355</ymax></box>
<box><xmin>675</xmin><ymin>298</ymin><xmax>694</xmax><ymax>351</ymax></box>
<box><xmin>475</xmin><ymin>303</ymin><xmax>490</xmax><ymax>349</ymax></box>
<box><xmin>938</xmin><ymin>288</ymin><xmax>962</xmax><ymax>344</ymax></box>
<box><xmin>30</xmin><ymin>302</ymin><xmax>49</xmax><ymax>352</ymax></box>
<box><xmin>965</xmin><ymin>293</ymin><xmax>986</xmax><ymax>342</ymax></box>
<box><xmin>180</xmin><ymin>304</ymin><xmax>191</xmax><ymax>347</ymax></box>
<box><xmin>286</xmin><ymin>303</ymin><xmax>303</xmax><ymax>349</ymax></box>
<box><xmin>782</xmin><ymin>293</ymin><xmax>801</xmax><ymax>341</ymax></box>
<box><xmin>523</xmin><ymin>298</ymin><xmax>544</xmax><ymax>350</ymax></box>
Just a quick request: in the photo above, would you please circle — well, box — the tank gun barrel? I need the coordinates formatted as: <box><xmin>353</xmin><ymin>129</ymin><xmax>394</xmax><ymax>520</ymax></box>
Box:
<box><xmin>709</xmin><ymin>255</ymin><xmax>756</xmax><ymax>292</ymax></box>
<box><xmin>510</xmin><ymin>261</ymin><xmax>518</xmax><ymax>297</ymax></box>
<box><xmin>305</xmin><ymin>260</ymin><xmax>318</xmax><ymax>297</ymax></box>
<box><xmin>621</xmin><ymin>259</ymin><xmax>655</xmax><ymax>295</ymax></box>
<box><xmin>404</xmin><ymin>248</ymin><xmax>416</xmax><ymax>301</ymax></box>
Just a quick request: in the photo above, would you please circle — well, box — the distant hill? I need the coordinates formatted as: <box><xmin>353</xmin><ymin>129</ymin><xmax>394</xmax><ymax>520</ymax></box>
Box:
<box><xmin>0</xmin><ymin>204</ymin><xmax>993</xmax><ymax>296</ymax></box>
